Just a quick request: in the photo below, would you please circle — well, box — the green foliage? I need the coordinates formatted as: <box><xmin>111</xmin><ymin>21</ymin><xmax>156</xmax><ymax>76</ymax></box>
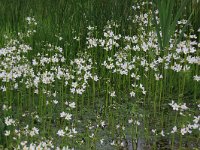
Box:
<box><xmin>152</xmin><ymin>0</ymin><xmax>193</xmax><ymax>50</ymax></box>
<box><xmin>0</xmin><ymin>0</ymin><xmax>199</xmax><ymax>149</ymax></box>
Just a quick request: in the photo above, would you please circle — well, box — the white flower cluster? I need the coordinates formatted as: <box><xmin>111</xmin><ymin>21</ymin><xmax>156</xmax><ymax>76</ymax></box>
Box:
<box><xmin>23</xmin><ymin>17</ymin><xmax>37</xmax><ymax>37</ymax></box>
<box><xmin>103</xmin><ymin>51</ymin><xmax>136</xmax><ymax>75</ymax></box>
<box><xmin>70</xmin><ymin>53</ymin><xmax>98</xmax><ymax>95</ymax></box>
<box><xmin>169</xmin><ymin>100</ymin><xmax>188</xmax><ymax>112</ymax></box>
<box><xmin>57</xmin><ymin>127</ymin><xmax>77</xmax><ymax>137</ymax></box>
<box><xmin>86</xmin><ymin>21</ymin><xmax>121</xmax><ymax>51</ymax></box>
<box><xmin>14</xmin><ymin>139</ymin><xmax>55</xmax><ymax>150</ymax></box>
<box><xmin>0</xmin><ymin>17</ymin><xmax>79</xmax><ymax>149</ymax></box>
<box><xmin>0</xmin><ymin>37</ymin><xmax>98</xmax><ymax>98</ymax></box>
<box><xmin>180</xmin><ymin>115</ymin><xmax>200</xmax><ymax>135</ymax></box>
<box><xmin>193</xmin><ymin>75</ymin><xmax>200</xmax><ymax>82</ymax></box>
<box><xmin>0</xmin><ymin>40</ymin><xmax>34</xmax><ymax>91</ymax></box>
<box><xmin>167</xmin><ymin>101</ymin><xmax>200</xmax><ymax>136</ymax></box>
<box><xmin>85</xmin><ymin>3</ymin><xmax>200</xmax><ymax>102</ymax></box>
<box><xmin>5</xmin><ymin>116</ymin><xmax>16</xmax><ymax>126</ymax></box>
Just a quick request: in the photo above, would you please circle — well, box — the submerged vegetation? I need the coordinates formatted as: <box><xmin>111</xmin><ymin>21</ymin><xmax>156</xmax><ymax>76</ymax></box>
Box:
<box><xmin>0</xmin><ymin>0</ymin><xmax>200</xmax><ymax>149</ymax></box>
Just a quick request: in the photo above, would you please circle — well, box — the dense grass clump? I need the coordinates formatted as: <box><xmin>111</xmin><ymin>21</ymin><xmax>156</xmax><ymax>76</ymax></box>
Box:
<box><xmin>0</xmin><ymin>0</ymin><xmax>200</xmax><ymax>149</ymax></box>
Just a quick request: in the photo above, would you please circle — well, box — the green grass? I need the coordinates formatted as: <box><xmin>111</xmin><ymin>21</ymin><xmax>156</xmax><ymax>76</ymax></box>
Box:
<box><xmin>0</xmin><ymin>0</ymin><xmax>200</xmax><ymax>149</ymax></box>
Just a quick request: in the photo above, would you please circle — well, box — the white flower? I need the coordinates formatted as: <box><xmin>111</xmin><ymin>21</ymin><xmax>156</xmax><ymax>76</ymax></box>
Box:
<box><xmin>5</xmin><ymin>117</ymin><xmax>15</xmax><ymax>126</ymax></box>
<box><xmin>135</xmin><ymin>121</ymin><xmax>140</xmax><ymax>126</ymax></box>
<box><xmin>4</xmin><ymin>130</ymin><xmax>10</xmax><ymax>136</ymax></box>
<box><xmin>72</xmin><ymin>82</ymin><xmax>78</xmax><ymax>88</ymax></box>
<box><xmin>169</xmin><ymin>100</ymin><xmax>179</xmax><ymax>111</ymax></box>
<box><xmin>181</xmin><ymin>128</ymin><xmax>187</xmax><ymax>135</ymax></box>
<box><xmin>110</xmin><ymin>91</ymin><xmax>116</xmax><ymax>97</ymax></box>
<box><xmin>100</xmin><ymin>139</ymin><xmax>104</xmax><ymax>144</ymax></box>
<box><xmin>100</xmin><ymin>121</ymin><xmax>105</xmax><ymax>127</ymax></box>
<box><xmin>32</xmin><ymin>127</ymin><xmax>39</xmax><ymax>134</ymax></box>
<box><xmin>155</xmin><ymin>74</ymin><xmax>163</xmax><ymax>80</ymax></box>
<box><xmin>160</xmin><ymin>130</ymin><xmax>165</xmax><ymax>136</ymax></box>
<box><xmin>193</xmin><ymin>116</ymin><xmax>200</xmax><ymax>124</ymax></box>
<box><xmin>58</xmin><ymin>36</ymin><xmax>63</xmax><ymax>41</ymax></box>
<box><xmin>70</xmin><ymin>88</ymin><xmax>75</xmax><ymax>94</ymax></box>
<box><xmin>29</xmin><ymin>130</ymin><xmax>35</xmax><ymax>137</ymax></box>
<box><xmin>89</xmin><ymin>133</ymin><xmax>94</xmax><ymax>138</ymax></box>
<box><xmin>65</xmin><ymin>126</ymin><xmax>69</xmax><ymax>131</ymax></box>
<box><xmin>180</xmin><ymin>103</ymin><xmax>188</xmax><ymax>111</ymax></box>
<box><xmin>191</xmin><ymin>124</ymin><xmax>199</xmax><ymax>129</ymax></box>
<box><xmin>130</xmin><ymin>91</ymin><xmax>135</xmax><ymax>97</ymax></box>
<box><xmin>128</xmin><ymin>118</ymin><xmax>133</xmax><ymax>124</ymax></box>
<box><xmin>116</xmin><ymin>124</ymin><xmax>120</xmax><ymax>129</ymax></box>
<box><xmin>69</xmin><ymin>102</ymin><xmax>76</xmax><ymax>109</ymax></box>
<box><xmin>110</xmin><ymin>140</ymin><xmax>116</xmax><ymax>146</ymax></box>
<box><xmin>171</xmin><ymin>126</ymin><xmax>177</xmax><ymax>133</ymax></box>
<box><xmin>142</xmin><ymin>90</ymin><xmax>146</xmax><ymax>95</ymax></box>
<box><xmin>57</xmin><ymin>130</ymin><xmax>65</xmax><ymax>137</ymax></box>
<box><xmin>60</xmin><ymin>112</ymin><xmax>72</xmax><ymax>120</ymax></box>
<box><xmin>65</xmin><ymin>101</ymin><xmax>68</xmax><ymax>105</ymax></box>
<box><xmin>71</xmin><ymin>128</ymin><xmax>77</xmax><ymax>134</ymax></box>
<box><xmin>120</xmin><ymin>142</ymin><xmax>125</xmax><ymax>147</ymax></box>
<box><xmin>152</xmin><ymin>129</ymin><xmax>156</xmax><ymax>133</ymax></box>
<box><xmin>60</xmin><ymin>112</ymin><xmax>66</xmax><ymax>118</ymax></box>
<box><xmin>193</xmin><ymin>75</ymin><xmax>200</xmax><ymax>82</ymax></box>
<box><xmin>32</xmin><ymin>59</ymin><xmax>38</xmax><ymax>66</ymax></box>
<box><xmin>65</xmin><ymin>113</ymin><xmax>72</xmax><ymax>120</ymax></box>
<box><xmin>93</xmin><ymin>75</ymin><xmax>99</xmax><ymax>81</ymax></box>
<box><xmin>53</xmin><ymin>100</ymin><xmax>58</xmax><ymax>104</ymax></box>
